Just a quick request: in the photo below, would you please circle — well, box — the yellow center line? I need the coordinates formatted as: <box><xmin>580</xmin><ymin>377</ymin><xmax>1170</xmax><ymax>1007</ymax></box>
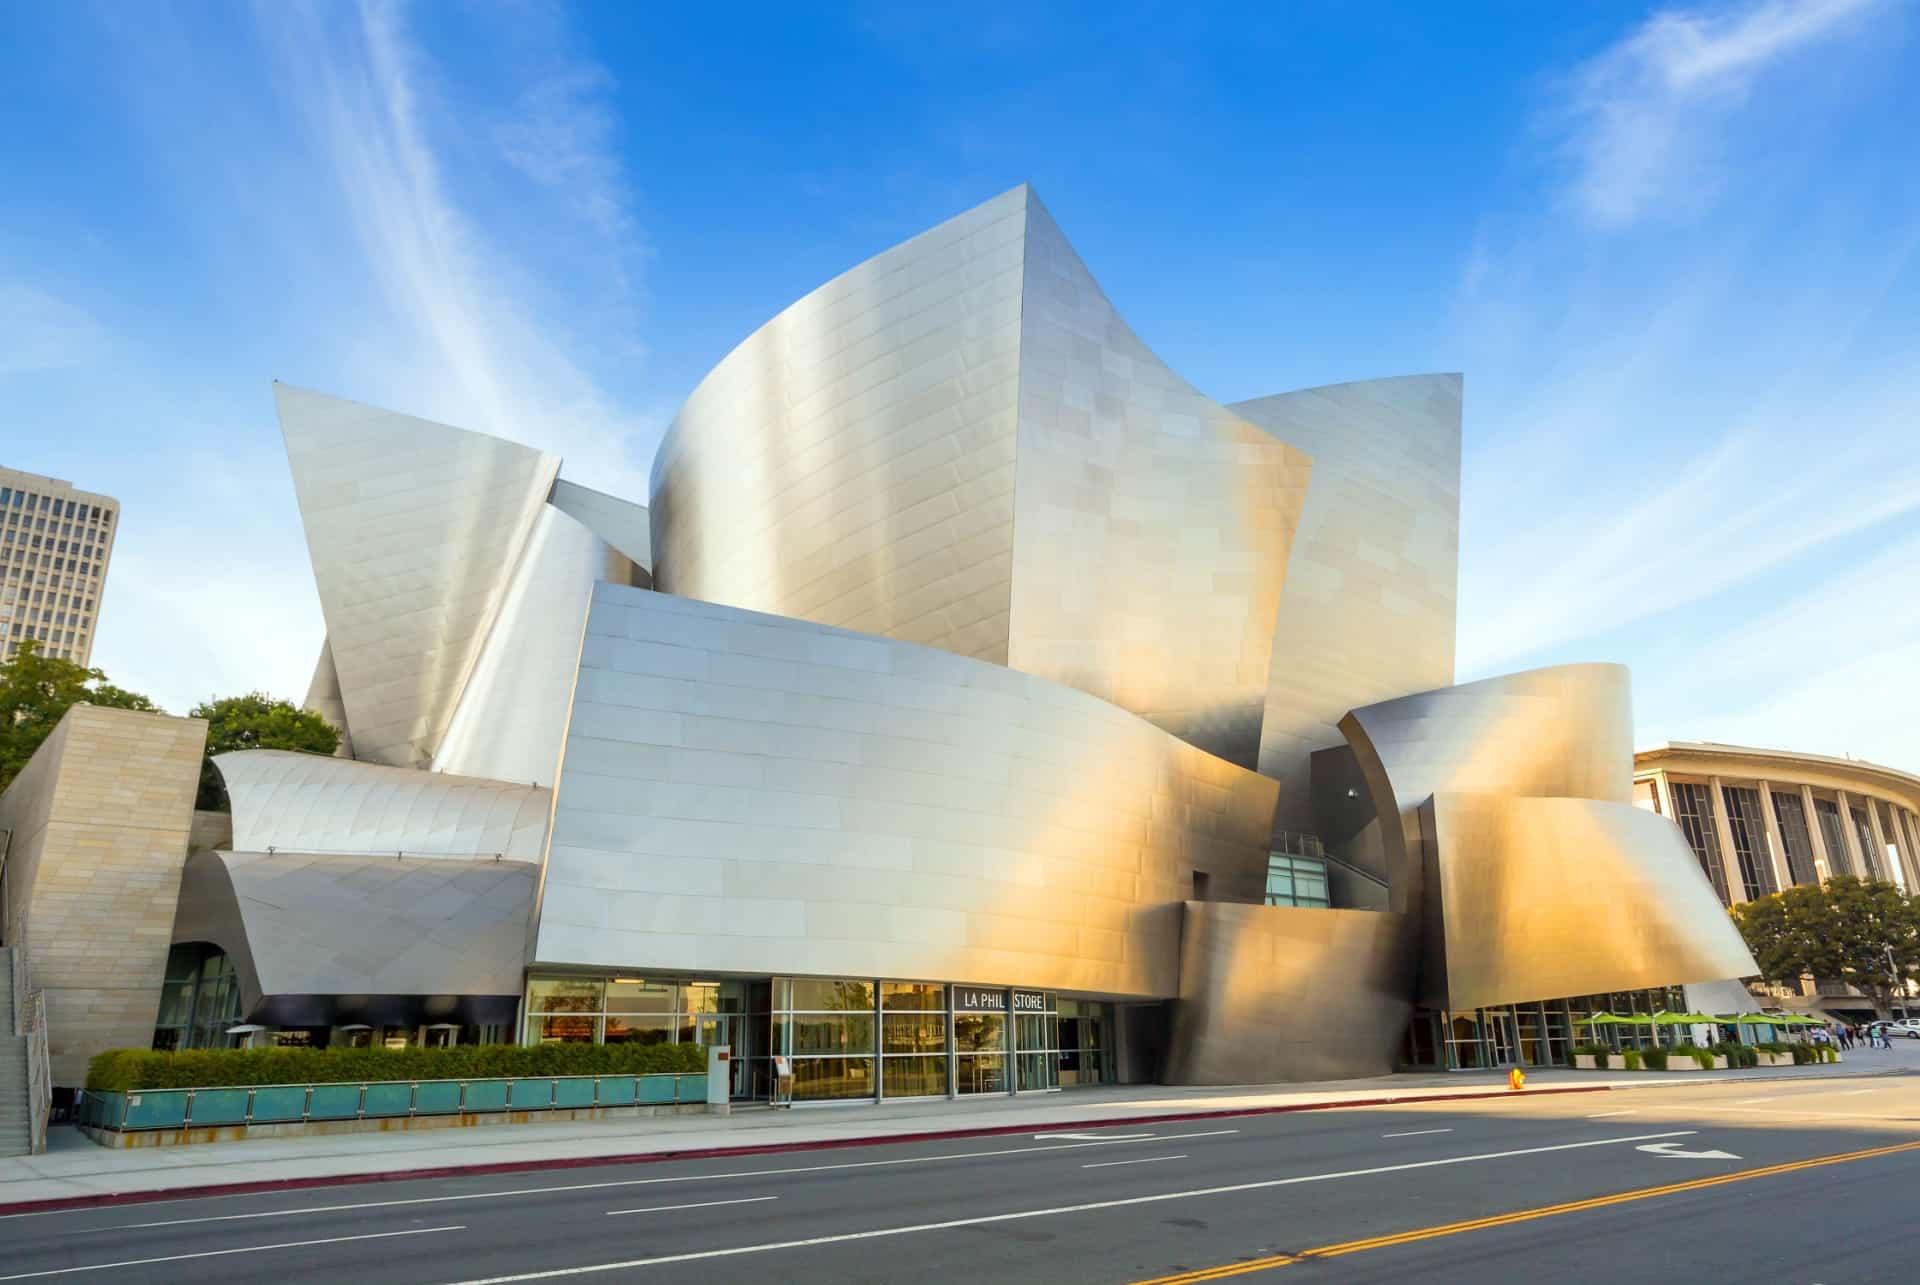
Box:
<box><xmin>1128</xmin><ymin>1138</ymin><xmax>1920</xmax><ymax>1284</ymax></box>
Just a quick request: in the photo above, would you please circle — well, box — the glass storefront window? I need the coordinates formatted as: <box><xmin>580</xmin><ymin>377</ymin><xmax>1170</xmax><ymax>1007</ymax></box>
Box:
<box><xmin>883</xmin><ymin>1055</ymin><xmax>948</xmax><ymax>1098</ymax></box>
<box><xmin>528</xmin><ymin>977</ymin><xmax>605</xmax><ymax>1013</ymax></box>
<box><xmin>880</xmin><ymin>982</ymin><xmax>945</xmax><ymax>1010</ymax></box>
<box><xmin>782</xmin><ymin>978</ymin><xmax>875</xmax><ymax>1011</ymax></box>
<box><xmin>605</xmin><ymin>980</ymin><xmax>677</xmax><ymax>1014</ymax></box>
<box><xmin>792</xmin><ymin>1058</ymin><xmax>876</xmax><ymax>1101</ymax></box>
<box><xmin>605</xmin><ymin>1015</ymin><xmax>674</xmax><ymax>1044</ymax></box>
<box><xmin>527</xmin><ymin>1014</ymin><xmax>600</xmax><ymax>1044</ymax></box>
<box><xmin>883</xmin><ymin>1013</ymin><xmax>947</xmax><ymax>1053</ymax></box>
<box><xmin>954</xmin><ymin>1013</ymin><xmax>1005</xmax><ymax>1053</ymax></box>
<box><xmin>957</xmin><ymin>1053</ymin><xmax>1008</xmax><ymax>1094</ymax></box>
<box><xmin>780</xmin><ymin>1013</ymin><xmax>875</xmax><ymax>1055</ymax></box>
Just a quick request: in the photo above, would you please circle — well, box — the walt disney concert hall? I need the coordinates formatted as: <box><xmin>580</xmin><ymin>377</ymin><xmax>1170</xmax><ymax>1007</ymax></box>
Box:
<box><xmin>173</xmin><ymin>184</ymin><xmax>1759</xmax><ymax>1099</ymax></box>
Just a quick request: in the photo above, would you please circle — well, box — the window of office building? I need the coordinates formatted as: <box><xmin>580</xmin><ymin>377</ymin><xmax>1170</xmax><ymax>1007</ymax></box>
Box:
<box><xmin>1265</xmin><ymin>853</ymin><xmax>1331</xmax><ymax>907</ymax></box>
<box><xmin>1813</xmin><ymin>799</ymin><xmax>1853</xmax><ymax>876</ymax></box>
<box><xmin>1720</xmin><ymin>786</ymin><xmax>1776</xmax><ymax>900</ymax></box>
<box><xmin>1770</xmin><ymin>791</ymin><xmax>1819</xmax><ymax>885</ymax></box>
<box><xmin>1669</xmin><ymin>782</ymin><xmax>1728</xmax><ymax>900</ymax></box>
<box><xmin>151</xmin><ymin>943</ymin><xmax>244</xmax><ymax>1051</ymax></box>
<box><xmin>1851</xmin><ymin>807</ymin><xmax>1883</xmax><ymax>880</ymax></box>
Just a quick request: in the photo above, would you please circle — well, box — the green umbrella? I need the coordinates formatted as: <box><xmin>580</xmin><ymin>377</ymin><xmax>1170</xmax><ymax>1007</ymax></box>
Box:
<box><xmin>1653</xmin><ymin>1012</ymin><xmax>1718</xmax><ymax>1025</ymax></box>
<box><xmin>1718</xmin><ymin>1013</ymin><xmax>1783</xmax><ymax>1025</ymax></box>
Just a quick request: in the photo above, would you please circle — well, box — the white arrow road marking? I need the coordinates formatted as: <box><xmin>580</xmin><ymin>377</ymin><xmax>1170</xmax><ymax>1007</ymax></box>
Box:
<box><xmin>1033</xmin><ymin>1131</ymin><xmax>1157</xmax><ymax>1140</ymax></box>
<box><xmin>1637</xmin><ymin>1141</ymin><xmax>1741</xmax><ymax>1160</ymax></box>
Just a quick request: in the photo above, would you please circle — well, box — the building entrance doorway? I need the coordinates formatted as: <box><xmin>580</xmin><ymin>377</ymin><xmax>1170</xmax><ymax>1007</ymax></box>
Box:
<box><xmin>696</xmin><ymin>1014</ymin><xmax>754</xmax><ymax>1099</ymax></box>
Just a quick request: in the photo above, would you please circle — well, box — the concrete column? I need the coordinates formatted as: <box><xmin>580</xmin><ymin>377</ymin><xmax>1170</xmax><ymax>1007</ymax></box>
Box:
<box><xmin>1708</xmin><ymin>776</ymin><xmax>1749</xmax><ymax>903</ymax></box>
<box><xmin>1835</xmin><ymin>789</ymin><xmax>1871</xmax><ymax>879</ymax></box>
<box><xmin>1802</xmin><ymin>784</ymin><xmax>1833</xmax><ymax>880</ymax></box>
<box><xmin>1755</xmin><ymin>779</ymin><xmax>1792</xmax><ymax>891</ymax></box>
<box><xmin>1901</xmin><ymin>810</ymin><xmax>1920</xmax><ymax>890</ymax></box>
<box><xmin>1866</xmin><ymin>800</ymin><xmax>1898</xmax><ymax>891</ymax></box>
<box><xmin>1653</xmin><ymin>772</ymin><xmax>1677</xmax><ymax>821</ymax></box>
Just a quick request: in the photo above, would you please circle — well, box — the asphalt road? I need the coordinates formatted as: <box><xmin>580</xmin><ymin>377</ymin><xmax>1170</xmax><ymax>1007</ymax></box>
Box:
<box><xmin>6</xmin><ymin>1068</ymin><xmax>1919</xmax><ymax>1283</ymax></box>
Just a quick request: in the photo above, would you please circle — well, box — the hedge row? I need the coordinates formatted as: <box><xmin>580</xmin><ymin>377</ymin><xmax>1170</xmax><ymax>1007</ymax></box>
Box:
<box><xmin>87</xmin><ymin>1041</ymin><xmax>707</xmax><ymax>1092</ymax></box>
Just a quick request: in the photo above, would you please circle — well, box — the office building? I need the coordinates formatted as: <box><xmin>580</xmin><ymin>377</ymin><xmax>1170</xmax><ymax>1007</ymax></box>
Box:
<box><xmin>0</xmin><ymin>466</ymin><xmax>119</xmax><ymax>665</ymax></box>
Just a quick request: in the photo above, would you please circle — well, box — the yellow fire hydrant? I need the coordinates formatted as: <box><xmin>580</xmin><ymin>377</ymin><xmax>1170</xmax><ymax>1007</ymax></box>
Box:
<box><xmin>1508</xmin><ymin>1066</ymin><xmax>1526</xmax><ymax>1091</ymax></box>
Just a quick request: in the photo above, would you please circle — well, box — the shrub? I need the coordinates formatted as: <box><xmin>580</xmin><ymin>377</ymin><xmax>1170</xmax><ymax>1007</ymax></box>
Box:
<box><xmin>1571</xmin><ymin>1041</ymin><xmax>1610</xmax><ymax>1068</ymax></box>
<box><xmin>1637</xmin><ymin>1047</ymin><xmax>1665</xmax><ymax>1070</ymax></box>
<box><xmin>1713</xmin><ymin>1042</ymin><xmax>1757</xmax><ymax>1069</ymax></box>
<box><xmin>87</xmin><ymin>1041</ymin><xmax>706</xmax><ymax>1092</ymax></box>
<box><xmin>1622</xmin><ymin>1048</ymin><xmax>1643</xmax><ymax>1070</ymax></box>
<box><xmin>1790</xmin><ymin>1044</ymin><xmax>1817</xmax><ymax>1065</ymax></box>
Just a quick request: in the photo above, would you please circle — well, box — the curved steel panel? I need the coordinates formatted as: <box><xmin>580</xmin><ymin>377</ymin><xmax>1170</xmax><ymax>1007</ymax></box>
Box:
<box><xmin>1231</xmin><ymin>374</ymin><xmax>1461</xmax><ymax>824</ymax></box>
<box><xmin>649</xmin><ymin>186</ymin><xmax>1028</xmax><ymax>663</ymax></box>
<box><xmin>275</xmin><ymin>383</ymin><xmax>561</xmax><ymax>768</ymax></box>
<box><xmin>1165</xmin><ymin>901</ymin><xmax>1414</xmax><ymax>1085</ymax></box>
<box><xmin>530</xmin><ymin>583</ymin><xmax>1279</xmax><ymax>997</ymax></box>
<box><xmin>217</xmin><ymin>749</ymin><xmax>551</xmax><ymax>862</ymax></box>
<box><xmin>431</xmin><ymin>506</ymin><xmax>610</xmax><ymax>787</ymax></box>
<box><xmin>1340</xmin><ymin>662</ymin><xmax>1635</xmax><ymax>911</ymax></box>
<box><xmin>549</xmin><ymin>478</ymin><xmax>653</xmax><ymax>581</ymax></box>
<box><xmin>1426</xmin><ymin>792</ymin><xmax>1759</xmax><ymax>1011</ymax></box>
<box><xmin>172</xmin><ymin>849</ymin><xmax>533</xmax><ymax>1021</ymax></box>
<box><xmin>649</xmin><ymin>186</ymin><xmax>1311</xmax><ymax>766</ymax></box>
<box><xmin>301</xmin><ymin>637</ymin><xmax>355</xmax><ymax>759</ymax></box>
<box><xmin>1005</xmin><ymin>197</ymin><xmax>1311</xmax><ymax>767</ymax></box>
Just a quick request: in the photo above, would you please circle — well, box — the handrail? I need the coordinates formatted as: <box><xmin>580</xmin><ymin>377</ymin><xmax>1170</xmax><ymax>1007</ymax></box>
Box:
<box><xmin>8</xmin><ymin>928</ymin><xmax>52</xmax><ymax>1155</ymax></box>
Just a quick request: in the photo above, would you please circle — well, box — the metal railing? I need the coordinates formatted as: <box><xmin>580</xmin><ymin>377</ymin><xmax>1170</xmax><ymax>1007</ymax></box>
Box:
<box><xmin>8</xmin><ymin>928</ymin><xmax>52</xmax><ymax>1156</ymax></box>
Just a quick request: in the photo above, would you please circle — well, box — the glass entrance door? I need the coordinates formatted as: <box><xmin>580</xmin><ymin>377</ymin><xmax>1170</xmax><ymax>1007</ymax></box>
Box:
<box><xmin>1483</xmin><ymin>1011</ymin><xmax>1521</xmax><ymax>1065</ymax></box>
<box><xmin>695</xmin><ymin>1014</ymin><xmax>749</xmax><ymax>1099</ymax></box>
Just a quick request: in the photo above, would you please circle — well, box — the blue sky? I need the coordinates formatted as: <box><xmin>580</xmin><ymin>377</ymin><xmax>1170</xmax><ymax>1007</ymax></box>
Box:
<box><xmin>3</xmin><ymin>0</ymin><xmax>1916</xmax><ymax>769</ymax></box>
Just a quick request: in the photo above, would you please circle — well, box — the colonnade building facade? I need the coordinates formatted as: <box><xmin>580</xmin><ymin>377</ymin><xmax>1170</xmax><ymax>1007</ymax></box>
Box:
<box><xmin>3</xmin><ymin>185</ymin><xmax>1762</xmax><ymax>1097</ymax></box>
<box><xmin>1633</xmin><ymin>743</ymin><xmax>1920</xmax><ymax>904</ymax></box>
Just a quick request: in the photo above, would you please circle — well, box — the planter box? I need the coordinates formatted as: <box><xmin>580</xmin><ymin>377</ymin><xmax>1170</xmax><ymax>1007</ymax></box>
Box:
<box><xmin>1664</xmin><ymin>1055</ymin><xmax>1728</xmax><ymax>1071</ymax></box>
<box><xmin>1573</xmin><ymin>1054</ymin><xmax>1599</xmax><ymax>1069</ymax></box>
<box><xmin>1755</xmin><ymin>1052</ymin><xmax>1793</xmax><ymax>1067</ymax></box>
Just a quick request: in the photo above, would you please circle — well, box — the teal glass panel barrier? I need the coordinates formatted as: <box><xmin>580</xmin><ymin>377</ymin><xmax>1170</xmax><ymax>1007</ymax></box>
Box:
<box><xmin>413</xmin><ymin>1081</ymin><xmax>462</xmax><ymax>1115</ymax></box>
<box><xmin>553</xmin><ymin>1078</ymin><xmax>597</xmax><ymax>1109</ymax></box>
<box><xmin>508</xmin><ymin>1078</ymin><xmax>554</xmax><ymax>1110</ymax></box>
<box><xmin>596</xmin><ymin>1076</ymin><xmax>637</xmax><ymax>1106</ymax></box>
<box><xmin>188</xmin><ymin>1088</ymin><xmax>250</xmax><ymax>1127</ymax></box>
<box><xmin>462</xmin><ymin>1079</ymin><xmax>510</xmax><ymax>1112</ymax></box>
<box><xmin>637</xmin><ymin>1074</ymin><xmax>676</xmax><ymax>1105</ymax></box>
<box><xmin>123</xmin><ymin>1090</ymin><xmax>188</xmax><ymax>1129</ymax></box>
<box><xmin>674</xmin><ymin>1074</ymin><xmax>706</xmax><ymax>1102</ymax></box>
<box><xmin>362</xmin><ymin>1082</ymin><xmax>413</xmax><ymax>1116</ymax></box>
<box><xmin>250</xmin><ymin>1086</ymin><xmax>308</xmax><ymax>1123</ymax></box>
<box><xmin>307</xmin><ymin>1084</ymin><xmax>363</xmax><ymax>1120</ymax></box>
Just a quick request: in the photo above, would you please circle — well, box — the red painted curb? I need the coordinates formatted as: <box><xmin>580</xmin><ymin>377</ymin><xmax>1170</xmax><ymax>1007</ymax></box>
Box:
<box><xmin>0</xmin><ymin>1083</ymin><xmax>1610</xmax><ymax>1217</ymax></box>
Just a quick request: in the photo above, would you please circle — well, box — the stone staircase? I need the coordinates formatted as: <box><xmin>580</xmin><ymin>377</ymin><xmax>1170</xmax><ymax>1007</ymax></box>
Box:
<box><xmin>0</xmin><ymin>948</ymin><xmax>33</xmax><ymax>1157</ymax></box>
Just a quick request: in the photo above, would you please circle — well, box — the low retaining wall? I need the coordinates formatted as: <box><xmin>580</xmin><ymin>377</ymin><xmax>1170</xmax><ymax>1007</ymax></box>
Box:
<box><xmin>79</xmin><ymin>1072</ymin><xmax>710</xmax><ymax>1147</ymax></box>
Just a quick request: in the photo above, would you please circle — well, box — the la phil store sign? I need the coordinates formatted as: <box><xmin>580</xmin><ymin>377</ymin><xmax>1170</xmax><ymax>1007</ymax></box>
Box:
<box><xmin>951</xmin><ymin>987</ymin><xmax>1048</xmax><ymax>1014</ymax></box>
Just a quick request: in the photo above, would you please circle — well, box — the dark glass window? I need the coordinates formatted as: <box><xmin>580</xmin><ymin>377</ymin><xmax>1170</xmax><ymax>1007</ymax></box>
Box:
<box><xmin>1814</xmin><ymin>799</ymin><xmax>1853</xmax><ymax>876</ymax></box>
<box><xmin>1851</xmin><ymin>807</ymin><xmax>1883</xmax><ymax>880</ymax></box>
<box><xmin>1770</xmin><ymin>791</ymin><xmax>1819</xmax><ymax>886</ymax></box>
<box><xmin>1669</xmin><ymin>782</ymin><xmax>1728</xmax><ymax>901</ymax></box>
<box><xmin>1721</xmin><ymin>786</ymin><xmax>1776</xmax><ymax>900</ymax></box>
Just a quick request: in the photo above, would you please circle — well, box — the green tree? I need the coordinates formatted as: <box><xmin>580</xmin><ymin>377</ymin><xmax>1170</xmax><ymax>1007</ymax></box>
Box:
<box><xmin>0</xmin><ymin>640</ymin><xmax>159</xmax><ymax>791</ymax></box>
<box><xmin>189</xmin><ymin>692</ymin><xmax>341</xmax><ymax>810</ymax></box>
<box><xmin>1731</xmin><ymin>876</ymin><xmax>1920</xmax><ymax>1018</ymax></box>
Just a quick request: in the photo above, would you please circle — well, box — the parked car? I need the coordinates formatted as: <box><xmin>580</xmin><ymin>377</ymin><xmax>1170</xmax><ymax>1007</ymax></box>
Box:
<box><xmin>1891</xmin><ymin>1018</ymin><xmax>1920</xmax><ymax>1040</ymax></box>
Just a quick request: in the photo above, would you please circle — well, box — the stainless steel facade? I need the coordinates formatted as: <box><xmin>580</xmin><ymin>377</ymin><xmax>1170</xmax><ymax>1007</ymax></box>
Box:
<box><xmin>649</xmin><ymin>186</ymin><xmax>1311</xmax><ymax>767</ymax></box>
<box><xmin>1166</xmin><ymin>901</ymin><xmax>1414</xmax><ymax>1085</ymax></box>
<box><xmin>529</xmin><ymin>583</ymin><xmax>1277</xmax><ymax>998</ymax></box>
<box><xmin>1232</xmin><ymin>375</ymin><xmax>1462</xmax><ymax>827</ymax></box>
<box><xmin>138</xmin><ymin>184</ymin><xmax>1766</xmax><ymax>1085</ymax></box>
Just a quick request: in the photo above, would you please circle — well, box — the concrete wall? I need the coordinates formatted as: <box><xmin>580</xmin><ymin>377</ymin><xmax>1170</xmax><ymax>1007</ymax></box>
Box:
<box><xmin>0</xmin><ymin>705</ymin><xmax>207</xmax><ymax>1086</ymax></box>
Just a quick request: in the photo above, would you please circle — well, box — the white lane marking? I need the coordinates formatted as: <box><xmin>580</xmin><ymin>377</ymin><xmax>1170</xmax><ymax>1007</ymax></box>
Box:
<box><xmin>1585</xmin><ymin>1110</ymin><xmax>1636</xmax><ymax>1118</ymax></box>
<box><xmin>1833</xmin><ymin>1089</ymin><xmax>1876</xmax><ymax>1096</ymax></box>
<box><xmin>1733</xmin><ymin>1098</ymin><xmax>1775</xmax><ymax>1105</ymax></box>
<box><xmin>1035</xmin><ymin>1131</ymin><xmax>1157</xmax><ymax>1140</ymax></box>
<box><xmin>1636</xmin><ymin>1142</ymin><xmax>1740</xmax><ymax>1160</ymax></box>
<box><xmin>0</xmin><ymin>1225</ymin><xmax>463</xmax><ymax>1281</ymax></box>
<box><xmin>447</xmin><ymin>1132</ymin><xmax>1700</xmax><ymax>1283</ymax></box>
<box><xmin>606</xmin><ymin>1196</ymin><xmax>777</xmax><ymax>1217</ymax></box>
<box><xmin>1381</xmin><ymin>1129</ymin><xmax>1452</xmax><ymax>1138</ymax></box>
<box><xmin>1081</xmin><ymin>1155</ymin><xmax>1187</xmax><ymax>1170</ymax></box>
<box><xmin>99</xmin><ymin>1129</ymin><xmax>1245</xmax><ymax>1230</ymax></box>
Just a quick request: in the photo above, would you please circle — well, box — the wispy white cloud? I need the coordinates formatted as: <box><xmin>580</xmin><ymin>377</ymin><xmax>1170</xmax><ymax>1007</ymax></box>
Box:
<box><xmin>0</xmin><ymin>283</ymin><xmax>109</xmax><ymax>375</ymax></box>
<box><xmin>1554</xmin><ymin>0</ymin><xmax>1875</xmax><ymax>226</ymax></box>
<box><xmin>262</xmin><ymin>0</ymin><xmax>660</xmax><ymax>498</ymax></box>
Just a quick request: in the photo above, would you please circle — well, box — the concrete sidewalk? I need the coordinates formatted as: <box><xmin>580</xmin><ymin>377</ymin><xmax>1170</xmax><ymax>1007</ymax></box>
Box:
<box><xmin>0</xmin><ymin>1056</ymin><xmax>1900</xmax><ymax>1212</ymax></box>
